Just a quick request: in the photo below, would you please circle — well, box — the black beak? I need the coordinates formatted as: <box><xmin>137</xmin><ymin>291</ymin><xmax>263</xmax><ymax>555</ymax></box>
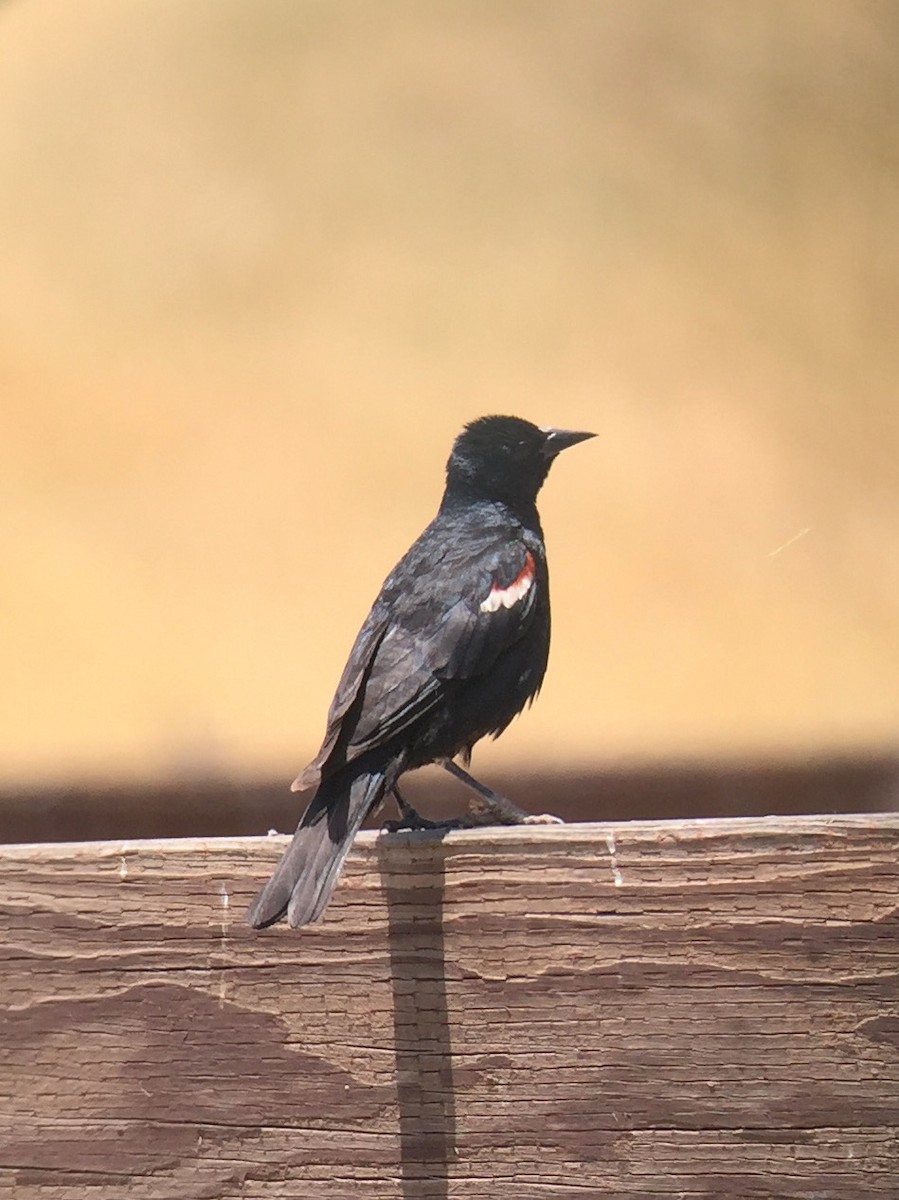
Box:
<box><xmin>541</xmin><ymin>427</ymin><xmax>597</xmax><ymax>458</ymax></box>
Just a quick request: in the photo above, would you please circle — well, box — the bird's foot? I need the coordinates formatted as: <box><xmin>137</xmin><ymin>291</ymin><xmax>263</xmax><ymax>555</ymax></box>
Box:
<box><xmin>441</xmin><ymin>760</ymin><xmax>564</xmax><ymax>826</ymax></box>
<box><xmin>381</xmin><ymin>811</ymin><xmax>469</xmax><ymax>833</ymax></box>
<box><xmin>382</xmin><ymin>779</ymin><xmax>563</xmax><ymax>833</ymax></box>
<box><xmin>465</xmin><ymin>794</ymin><xmax>564</xmax><ymax>827</ymax></box>
<box><xmin>382</xmin><ymin>785</ymin><xmax>470</xmax><ymax>833</ymax></box>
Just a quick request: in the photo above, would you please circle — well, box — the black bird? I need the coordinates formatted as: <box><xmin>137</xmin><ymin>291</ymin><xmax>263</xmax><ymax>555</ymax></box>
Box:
<box><xmin>247</xmin><ymin>415</ymin><xmax>594</xmax><ymax>929</ymax></box>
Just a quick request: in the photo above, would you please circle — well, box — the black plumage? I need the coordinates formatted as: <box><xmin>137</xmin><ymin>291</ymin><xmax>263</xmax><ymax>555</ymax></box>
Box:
<box><xmin>247</xmin><ymin>415</ymin><xmax>594</xmax><ymax>929</ymax></box>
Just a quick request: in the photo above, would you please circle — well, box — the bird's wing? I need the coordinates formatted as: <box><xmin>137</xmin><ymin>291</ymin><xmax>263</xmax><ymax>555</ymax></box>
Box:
<box><xmin>291</xmin><ymin>608</ymin><xmax>391</xmax><ymax>791</ymax></box>
<box><xmin>328</xmin><ymin>537</ymin><xmax>540</xmax><ymax>762</ymax></box>
<box><xmin>433</xmin><ymin>544</ymin><xmax>539</xmax><ymax>679</ymax></box>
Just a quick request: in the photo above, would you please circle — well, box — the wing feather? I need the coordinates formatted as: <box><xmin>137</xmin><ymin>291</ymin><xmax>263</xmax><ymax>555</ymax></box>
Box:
<box><xmin>296</xmin><ymin>529</ymin><xmax>540</xmax><ymax>785</ymax></box>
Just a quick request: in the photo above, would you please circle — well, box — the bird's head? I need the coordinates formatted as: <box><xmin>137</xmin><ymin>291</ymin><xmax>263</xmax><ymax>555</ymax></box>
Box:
<box><xmin>445</xmin><ymin>415</ymin><xmax>595</xmax><ymax>509</ymax></box>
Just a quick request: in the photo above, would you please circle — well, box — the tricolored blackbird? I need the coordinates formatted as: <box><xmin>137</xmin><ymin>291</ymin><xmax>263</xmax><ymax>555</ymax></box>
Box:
<box><xmin>247</xmin><ymin>415</ymin><xmax>594</xmax><ymax>929</ymax></box>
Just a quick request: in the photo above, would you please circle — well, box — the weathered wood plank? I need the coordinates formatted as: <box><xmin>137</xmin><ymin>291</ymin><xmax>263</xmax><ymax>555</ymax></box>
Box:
<box><xmin>1</xmin><ymin>815</ymin><xmax>898</xmax><ymax>1198</ymax></box>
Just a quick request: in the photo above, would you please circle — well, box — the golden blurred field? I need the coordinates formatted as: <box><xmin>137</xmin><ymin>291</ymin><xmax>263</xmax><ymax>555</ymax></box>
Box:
<box><xmin>2</xmin><ymin>1</ymin><xmax>898</xmax><ymax>791</ymax></box>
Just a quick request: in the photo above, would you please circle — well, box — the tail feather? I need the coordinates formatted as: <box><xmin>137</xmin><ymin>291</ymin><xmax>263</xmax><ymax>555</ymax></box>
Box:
<box><xmin>246</xmin><ymin>769</ymin><xmax>391</xmax><ymax>930</ymax></box>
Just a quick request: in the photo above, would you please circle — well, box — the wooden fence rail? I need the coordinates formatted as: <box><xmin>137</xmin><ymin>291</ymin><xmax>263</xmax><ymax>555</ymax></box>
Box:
<box><xmin>2</xmin><ymin>814</ymin><xmax>898</xmax><ymax>1198</ymax></box>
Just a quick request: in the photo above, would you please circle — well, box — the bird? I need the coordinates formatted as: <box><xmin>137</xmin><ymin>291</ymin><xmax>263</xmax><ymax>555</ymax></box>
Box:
<box><xmin>246</xmin><ymin>414</ymin><xmax>595</xmax><ymax>930</ymax></box>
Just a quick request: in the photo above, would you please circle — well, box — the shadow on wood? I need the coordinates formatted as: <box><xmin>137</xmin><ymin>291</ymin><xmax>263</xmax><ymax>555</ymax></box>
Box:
<box><xmin>378</xmin><ymin>834</ymin><xmax>455</xmax><ymax>1200</ymax></box>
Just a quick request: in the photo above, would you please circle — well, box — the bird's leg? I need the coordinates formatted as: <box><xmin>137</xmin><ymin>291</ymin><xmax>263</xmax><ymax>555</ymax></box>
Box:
<box><xmin>442</xmin><ymin>760</ymin><xmax>563</xmax><ymax>826</ymax></box>
<box><xmin>381</xmin><ymin>784</ymin><xmax>469</xmax><ymax>833</ymax></box>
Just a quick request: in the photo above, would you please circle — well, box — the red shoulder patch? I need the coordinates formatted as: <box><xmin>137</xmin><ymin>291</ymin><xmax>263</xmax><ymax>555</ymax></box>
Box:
<box><xmin>479</xmin><ymin>551</ymin><xmax>535</xmax><ymax>613</ymax></box>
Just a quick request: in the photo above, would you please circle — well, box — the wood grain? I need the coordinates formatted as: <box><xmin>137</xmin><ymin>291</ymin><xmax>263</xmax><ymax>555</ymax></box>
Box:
<box><xmin>1</xmin><ymin>815</ymin><xmax>898</xmax><ymax>1198</ymax></box>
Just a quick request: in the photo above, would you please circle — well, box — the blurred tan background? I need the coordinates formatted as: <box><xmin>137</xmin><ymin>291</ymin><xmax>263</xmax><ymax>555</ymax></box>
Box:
<box><xmin>2</xmin><ymin>2</ymin><xmax>898</xmax><ymax>826</ymax></box>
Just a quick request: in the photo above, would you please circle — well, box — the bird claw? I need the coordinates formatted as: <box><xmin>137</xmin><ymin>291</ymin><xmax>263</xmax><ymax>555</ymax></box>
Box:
<box><xmin>381</xmin><ymin>813</ymin><xmax>468</xmax><ymax>834</ymax></box>
<box><xmin>464</xmin><ymin>803</ymin><xmax>564</xmax><ymax>827</ymax></box>
<box><xmin>382</xmin><ymin>807</ymin><xmax>563</xmax><ymax>834</ymax></box>
<box><xmin>464</xmin><ymin>794</ymin><xmax>564</xmax><ymax>827</ymax></box>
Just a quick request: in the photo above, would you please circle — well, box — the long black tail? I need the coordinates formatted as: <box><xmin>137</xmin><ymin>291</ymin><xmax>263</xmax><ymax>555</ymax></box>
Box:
<box><xmin>246</xmin><ymin>767</ymin><xmax>393</xmax><ymax>929</ymax></box>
